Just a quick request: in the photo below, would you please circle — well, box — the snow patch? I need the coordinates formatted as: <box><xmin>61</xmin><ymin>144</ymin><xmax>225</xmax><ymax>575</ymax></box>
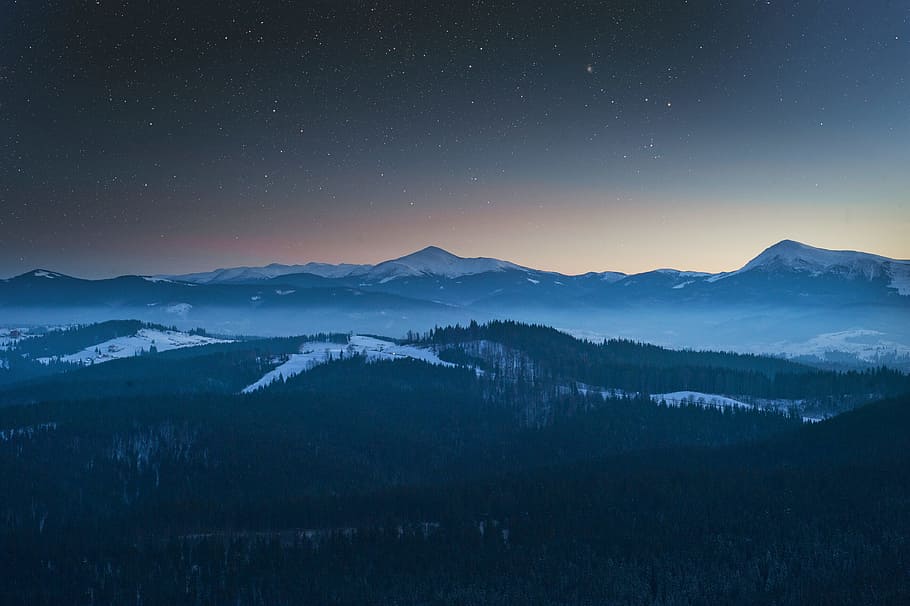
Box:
<box><xmin>0</xmin><ymin>327</ymin><xmax>36</xmax><ymax>351</ymax></box>
<box><xmin>32</xmin><ymin>270</ymin><xmax>61</xmax><ymax>279</ymax></box>
<box><xmin>652</xmin><ymin>391</ymin><xmax>752</xmax><ymax>410</ymax></box>
<box><xmin>241</xmin><ymin>335</ymin><xmax>454</xmax><ymax>393</ymax></box>
<box><xmin>597</xmin><ymin>272</ymin><xmax>627</xmax><ymax>283</ymax></box>
<box><xmin>0</xmin><ymin>422</ymin><xmax>57</xmax><ymax>442</ymax></box>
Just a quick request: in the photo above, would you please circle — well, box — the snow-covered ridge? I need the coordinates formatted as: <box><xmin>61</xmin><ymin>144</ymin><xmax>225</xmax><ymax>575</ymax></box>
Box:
<box><xmin>11</xmin><ymin>240</ymin><xmax>909</xmax><ymax>295</ymax></box>
<box><xmin>709</xmin><ymin>239</ymin><xmax>910</xmax><ymax>294</ymax></box>
<box><xmin>742</xmin><ymin>239</ymin><xmax>893</xmax><ymax>273</ymax></box>
<box><xmin>26</xmin><ymin>270</ymin><xmax>65</xmax><ymax>279</ymax></box>
<box><xmin>37</xmin><ymin>328</ymin><xmax>231</xmax><ymax>366</ymax></box>
<box><xmin>364</xmin><ymin>246</ymin><xmax>527</xmax><ymax>282</ymax></box>
<box><xmin>166</xmin><ymin>262</ymin><xmax>372</xmax><ymax>284</ymax></box>
<box><xmin>599</xmin><ymin>272</ymin><xmax>627</xmax><ymax>282</ymax></box>
<box><xmin>241</xmin><ymin>335</ymin><xmax>454</xmax><ymax>393</ymax></box>
<box><xmin>653</xmin><ymin>269</ymin><xmax>711</xmax><ymax>277</ymax></box>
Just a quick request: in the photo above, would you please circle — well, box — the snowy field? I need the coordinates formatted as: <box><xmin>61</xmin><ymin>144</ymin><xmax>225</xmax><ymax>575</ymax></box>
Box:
<box><xmin>37</xmin><ymin>328</ymin><xmax>231</xmax><ymax>365</ymax></box>
<box><xmin>242</xmin><ymin>335</ymin><xmax>453</xmax><ymax>393</ymax></box>
<box><xmin>651</xmin><ymin>390</ymin><xmax>822</xmax><ymax>422</ymax></box>
<box><xmin>759</xmin><ymin>329</ymin><xmax>910</xmax><ymax>366</ymax></box>
<box><xmin>651</xmin><ymin>391</ymin><xmax>752</xmax><ymax>410</ymax></box>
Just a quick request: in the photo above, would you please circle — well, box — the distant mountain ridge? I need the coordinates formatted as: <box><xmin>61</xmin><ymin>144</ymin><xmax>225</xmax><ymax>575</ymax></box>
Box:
<box><xmin>165</xmin><ymin>261</ymin><xmax>372</xmax><ymax>283</ymax></box>
<box><xmin>7</xmin><ymin>240</ymin><xmax>907</xmax><ymax>295</ymax></box>
<box><xmin>2</xmin><ymin>240</ymin><xmax>908</xmax><ymax>370</ymax></box>
<box><xmin>149</xmin><ymin>239</ymin><xmax>909</xmax><ymax>295</ymax></box>
<box><xmin>3</xmin><ymin>239</ymin><xmax>909</xmax><ymax>313</ymax></box>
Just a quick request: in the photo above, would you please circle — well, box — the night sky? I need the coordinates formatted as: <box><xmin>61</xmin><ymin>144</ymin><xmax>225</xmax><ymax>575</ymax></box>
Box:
<box><xmin>2</xmin><ymin>1</ymin><xmax>908</xmax><ymax>278</ymax></box>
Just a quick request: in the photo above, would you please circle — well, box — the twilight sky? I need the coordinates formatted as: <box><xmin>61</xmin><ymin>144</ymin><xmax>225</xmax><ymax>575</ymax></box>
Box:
<box><xmin>2</xmin><ymin>1</ymin><xmax>908</xmax><ymax>278</ymax></box>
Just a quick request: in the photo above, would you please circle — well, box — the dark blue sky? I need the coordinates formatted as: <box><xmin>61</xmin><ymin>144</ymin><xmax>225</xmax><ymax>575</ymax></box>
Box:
<box><xmin>2</xmin><ymin>1</ymin><xmax>908</xmax><ymax>277</ymax></box>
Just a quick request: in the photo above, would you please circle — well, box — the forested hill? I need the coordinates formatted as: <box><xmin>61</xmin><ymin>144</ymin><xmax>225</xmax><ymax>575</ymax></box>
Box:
<box><xmin>0</xmin><ymin>361</ymin><xmax>906</xmax><ymax>604</ymax></box>
<box><xmin>424</xmin><ymin>320</ymin><xmax>822</xmax><ymax>374</ymax></box>
<box><xmin>3</xmin><ymin>319</ymin><xmax>908</xmax><ymax>417</ymax></box>
<box><xmin>0</xmin><ymin>318</ymin><xmax>907</xmax><ymax>604</ymax></box>
<box><xmin>419</xmin><ymin>320</ymin><xmax>910</xmax><ymax>405</ymax></box>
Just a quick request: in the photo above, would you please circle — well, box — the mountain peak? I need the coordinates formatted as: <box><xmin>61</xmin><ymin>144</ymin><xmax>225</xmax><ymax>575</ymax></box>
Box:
<box><xmin>718</xmin><ymin>240</ymin><xmax>910</xmax><ymax>295</ymax></box>
<box><xmin>765</xmin><ymin>238</ymin><xmax>810</xmax><ymax>251</ymax></box>
<box><xmin>366</xmin><ymin>246</ymin><xmax>525</xmax><ymax>281</ymax></box>
<box><xmin>18</xmin><ymin>269</ymin><xmax>69</xmax><ymax>280</ymax></box>
<box><xmin>744</xmin><ymin>240</ymin><xmax>882</xmax><ymax>273</ymax></box>
<box><xmin>402</xmin><ymin>245</ymin><xmax>461</xmax><ymax>260</ymax></box>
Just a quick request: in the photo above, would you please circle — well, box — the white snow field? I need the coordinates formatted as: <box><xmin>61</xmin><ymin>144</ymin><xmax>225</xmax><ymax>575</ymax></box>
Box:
<box><xmin>242</xmin><ymin>335</ymin><xmax>453</xmax><ymax>393</ymax></box>
<box><xmin>761</xmin><ymin>329</ymin><xmax>910</xmax><ymax>365</ymax></box>
<box><xmin>37</xmin><ymin>328</ymin><xmax>230</xmax><ymax>366</ymax></box>
<box><xmin>651</xmin><ymin>391</ymin><xmax>752</xmax><ymax>410</ymax></box>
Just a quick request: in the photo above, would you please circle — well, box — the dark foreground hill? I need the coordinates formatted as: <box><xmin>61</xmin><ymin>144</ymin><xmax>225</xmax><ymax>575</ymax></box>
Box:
<box><xmin>0</xmin><ymin>321</ymin><xmax>908</xmax><ymax>604</ymax></box>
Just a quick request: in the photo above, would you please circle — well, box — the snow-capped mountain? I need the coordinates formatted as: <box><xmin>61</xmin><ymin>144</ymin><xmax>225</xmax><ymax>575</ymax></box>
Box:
<box><xmin>5</xmin><ymin>241</ymin><xmax>909</xmax><ymax>305</ymax></box>
<box><xmin>146</xmin><ymin>239</ymin><xmax>910</xmax><ymax>296</ymax></box>
<box><xmin>709</xmin><ymin>239</ymin><xmax>910</xmax><ymax>294</ymax></box>
<box><xmin>361</xmin><ymin>246</ymin><xmax>528</xmax><ymax>283</ymax></box>
<box><xmin>2</xmin><ymin>269</ymin><xmax>74</xmax><ymax>283</ymax></box>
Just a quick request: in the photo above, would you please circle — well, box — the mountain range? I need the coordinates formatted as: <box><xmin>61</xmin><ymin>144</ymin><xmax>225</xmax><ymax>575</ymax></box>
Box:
<box><xmin>2</xmin><ymin>239</ymin><xmax>909</xmax><ymax>368</ymax></box>
<box><xmin>162</xmin><ymin>239</ymin><xmax>910</xmax><ymax>294</ymax></box>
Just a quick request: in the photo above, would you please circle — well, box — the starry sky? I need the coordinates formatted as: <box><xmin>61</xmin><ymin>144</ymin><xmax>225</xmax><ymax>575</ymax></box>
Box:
<box><xmin>2</xmin><ymin>1</ymin><xmax>908</xmax><ymax>278</ymax></box>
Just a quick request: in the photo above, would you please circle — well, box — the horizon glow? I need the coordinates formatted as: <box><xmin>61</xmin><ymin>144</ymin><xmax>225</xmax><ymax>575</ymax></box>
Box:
<box><xmin>2</xmin><ymin>2</ymin><xmax>908</xmax><ymax>278</ymax></box>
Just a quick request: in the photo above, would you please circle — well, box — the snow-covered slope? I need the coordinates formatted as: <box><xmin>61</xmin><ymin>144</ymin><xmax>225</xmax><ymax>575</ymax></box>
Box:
<box><xmin>37</xmin><ymin>329</ymin><xmax>231</xmax><ymax>365</ymax></box>
<box><xmin>709</xmin><ymin>239</ymin><xmax>910</xmax><ymax>294</ymax></box>
<box><xmin>167</xmin><ymin>262</ymin><xmax>372</xmax><ymax>284</ymax></box>
<box><xmin>242</xmin><ymin>335</ymin><xmax>453</xmax><ymax>393</ymax></box>
<box><xmin>29</xmin><ymin>270</ymin><xmax>66</xmax><ymax>280</ymax></box>
<box><xmin>3</xmin><ymin>269</ymin><xmax>73</xmax><ymax>283</ymax></box>
<box><xmin>587</xmin><ymin>271</ymin><xmax>627</xmax><ymax>283</ymax></box>
<box><xmin>758</xmin><ymin>329</ymin><xmax>910</xmax><ymax>367</ymax></box>
<box><xmin>651</xmin><ymin>391</ymin><xmax>752</xmax><ymax>410</ymax></box>
<box><xmin>363</xmin><ymin>246</ymin><xmax>527</xmax><ymax>283</ymax></box>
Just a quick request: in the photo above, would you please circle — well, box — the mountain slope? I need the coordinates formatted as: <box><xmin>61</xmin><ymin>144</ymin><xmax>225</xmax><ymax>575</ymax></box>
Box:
<box><xmin>710</xmin><ymin>239</ymin><xmax>910</xmax><ymax>294</ymax></box>
<box><xmin>167</xmin><ymin>262</ymin><xmax>372</xmax><ymax>283</ymax></box>
<box><xmin>361</xmin><ymin>246</ymin><xmax>528</xmax><ymax>282</ymax></box>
